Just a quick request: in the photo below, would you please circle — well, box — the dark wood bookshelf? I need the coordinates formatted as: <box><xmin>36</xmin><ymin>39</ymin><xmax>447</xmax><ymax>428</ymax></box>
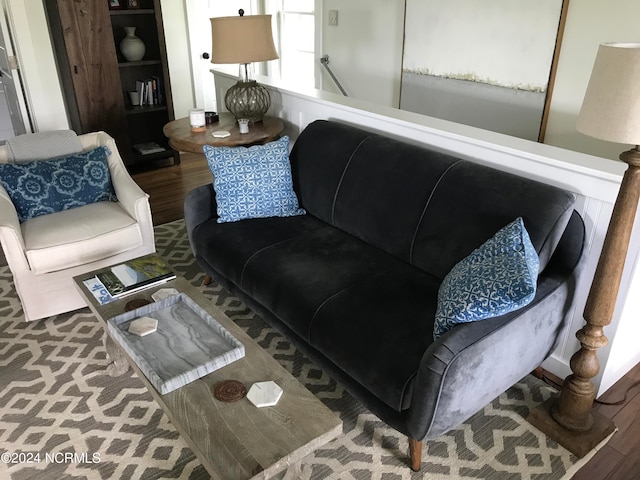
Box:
<box><xmin>45</xmin><ymin>0</ymin><xmax>178</xmax><ymax>169</ymax></box>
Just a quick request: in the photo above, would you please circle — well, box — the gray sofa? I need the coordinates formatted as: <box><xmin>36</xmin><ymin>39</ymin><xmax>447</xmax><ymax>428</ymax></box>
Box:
<box><xmin>184</xmin><ymin>120</ymin><xmax>585</xmax><ymax>470</ymax></box>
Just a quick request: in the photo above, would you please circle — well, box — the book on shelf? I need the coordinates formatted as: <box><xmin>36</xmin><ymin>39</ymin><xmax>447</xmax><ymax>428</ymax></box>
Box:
<box><xmin>83</xmin><ymin>255</ymin><xmax>176</xmax><ymax>304</ymax></box>
<box><xmin>145</xmin><ymin>78</ymin><xmax>154</xmax><ymax>105</ymax></box>
<box><xmin>152</xmin><ymin>75</ymin><xmax>164</xmax><ymax>105</ymax></box>
<box><xmin>134</xmin><ymin>76</ymin><xmax>163</xmax><ymax>107</ymax></box>
<box><xmin>135</xmin><ymin>80</ymin><xmax>145</xmax><ymax>107</ymax></box>
<box><xmin>133</xmin><ymin>142</ymin><xmax>166</xmax><ymax>155</ymax></box>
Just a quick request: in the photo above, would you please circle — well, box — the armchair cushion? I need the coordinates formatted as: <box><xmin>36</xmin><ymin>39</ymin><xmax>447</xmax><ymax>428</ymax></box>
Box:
<box><xmin>203</xmin><ymin>136</ymin><xmax>305</xmax><ymax>223</ymax></box>
<box><xmin>22</xmin><ymin>201</ymin><xmax>142</xmax><ymax>275</ymax></box>
<box><xmin>5</xmin><ymin>129</ymin><xmax>83</xmax><ymax>163</ymax></box>
<box><xmin>0</xmin><ymin>146</ymin><xmax>117</xmax><ymax>222</ymax></box>
<box><xmin>433</xmin><ymin>217</ymin><xmax>539</xmax><ymax>339</ymax></box>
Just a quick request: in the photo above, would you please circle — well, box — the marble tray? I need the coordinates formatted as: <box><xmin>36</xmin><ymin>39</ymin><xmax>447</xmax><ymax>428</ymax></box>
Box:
<box><xmin>107</xmin><ymin>293</ymin><xmax>245</xmax><ymax>395</ymax></box>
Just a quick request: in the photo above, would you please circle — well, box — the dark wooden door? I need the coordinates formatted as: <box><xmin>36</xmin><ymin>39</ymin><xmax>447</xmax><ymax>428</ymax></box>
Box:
<box><xmin>51</xmin><ymin>0</ymin><xmax>127</xmax><ymax>143</ymax></box>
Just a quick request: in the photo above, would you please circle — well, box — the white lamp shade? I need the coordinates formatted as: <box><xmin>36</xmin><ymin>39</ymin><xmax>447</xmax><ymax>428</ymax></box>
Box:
<box><xmin>577</xmin><ymin>43</ymin><xmax>640</xmax><ymax>145</ymax></box>
<box><xmin>210</xmin><ymin>15</ymin><xmax>279</xmax><ymax>64</ymax></box>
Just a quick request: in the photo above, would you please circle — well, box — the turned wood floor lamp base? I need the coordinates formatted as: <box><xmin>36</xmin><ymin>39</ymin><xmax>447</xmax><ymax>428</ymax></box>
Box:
<box><xmin>527</xmin><ymin>41</ymin><xmax>640</xmax><ymax>458</ymax></box>
<box><xmin>528</xmin><ymin>398</ymin><xmax>616</xmax><ymax>458</ymax></box>
<box><xmin>528</xmin><ymin>146</ymin><xmax>640</xmax><ymax>457</ymax></box>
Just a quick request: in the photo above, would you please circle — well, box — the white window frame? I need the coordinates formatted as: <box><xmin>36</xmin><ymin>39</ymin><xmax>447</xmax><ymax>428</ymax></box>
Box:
<box><xmin>263</xmin><ymin>0</ymin><xmax>320</xmax><ymax>89</ymax></box>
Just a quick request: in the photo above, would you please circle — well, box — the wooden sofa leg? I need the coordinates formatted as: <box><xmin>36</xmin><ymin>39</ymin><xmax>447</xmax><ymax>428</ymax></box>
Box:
<box><xmin>203</xmin><ymin>274</ymin><xmax>212</xmax><ymax>286</ymax></box>
<box><xmin>408</xmin><ymin>437</ymin><xmax>422</xmax><ymax>472</ymax></box>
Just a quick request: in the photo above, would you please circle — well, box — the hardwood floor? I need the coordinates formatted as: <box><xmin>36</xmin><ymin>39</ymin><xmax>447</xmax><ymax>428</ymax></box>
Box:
<box><xmin>131</xmin><ymin>152</ymin><xmax>213</xmax><ymax>226</ymax></box>
<box><xmin>573</xmin><ymin>362</ymin><xmax>640</xmax><ymax>479</ymax></box>
<box><xmin>139</xmin><ymin>153</ymin><xmax>640</xmax><ymax>479</ymax></box>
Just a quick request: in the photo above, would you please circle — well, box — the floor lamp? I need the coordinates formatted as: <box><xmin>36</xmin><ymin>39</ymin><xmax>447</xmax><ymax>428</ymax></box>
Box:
<box><xmin>529</xmin><ymin>42</ymin><xmax>640</xmax><ymax>456</ymax></box>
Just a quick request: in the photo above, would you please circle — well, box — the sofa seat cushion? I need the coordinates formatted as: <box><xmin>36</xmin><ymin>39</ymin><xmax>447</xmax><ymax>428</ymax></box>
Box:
<box><xmin>309</xmin><ymin>266</ymin><xmax>439</xmax><ymax>411</ymax></box>
<box><xmin>22</xmin><ymin>201</ymin><xmax>141</xmax><ymax>274</ymax></box>
<box><xmin>195</xmin><ymin>216</ymin><xmax>441</xmax><ymax>411</ymax></box>
<box><xmin>192</xmin><ymin>214</ymin><xmax>328</xmax><ymax>288</ymax></box>
<box><xmin>196</xmin><ymin>215</ymin><xmax>403</xmax><ymax>339</ymax></box>
<box><xmin>237</xmin><ymin>225</ymin><xmax>410</xmax><ymax>340</ymax></box>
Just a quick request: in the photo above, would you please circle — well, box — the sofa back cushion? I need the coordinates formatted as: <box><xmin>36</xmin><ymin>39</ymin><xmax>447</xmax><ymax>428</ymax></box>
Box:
<box><xmin>290</xmin><ymin>120</ymin><xmax>576</xmax><ymax>279</ymax></box>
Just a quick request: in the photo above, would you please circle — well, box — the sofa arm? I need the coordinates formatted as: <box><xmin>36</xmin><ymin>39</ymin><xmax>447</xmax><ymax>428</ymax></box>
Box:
<box><xmin>0</xmin><ymin>186</ymin><xmax>29</xmax><ymax>272</ymax></box>
<box><xmin>407</xmin><ymin>275</ymin><xmax>572</xmax><ymax>441</ymax></box>
<box><xmin>406</xmin><ymin>210</ymin><xmax>585</xmax><ymax>440</ymax></box>
<box><xmin>184</xmin><ymin>184</ymin><xmax>217</xmax><ymax>256</ymax></box>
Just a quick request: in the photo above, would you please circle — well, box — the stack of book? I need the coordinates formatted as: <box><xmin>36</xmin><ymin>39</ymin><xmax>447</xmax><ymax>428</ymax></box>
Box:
<box><xmin>83</xmin><ymin>255</ymin><xmax>176</xmax><ymax>305</ymax></box>
<box><xmin>132</xmin><ymin>142</ymin><xmax>166</xmax><ymax>155</ymax></box>
<box><xmin>133</xmin><ymin>76</ymin><xmax>163</xmax><ymax>107</ymax></box>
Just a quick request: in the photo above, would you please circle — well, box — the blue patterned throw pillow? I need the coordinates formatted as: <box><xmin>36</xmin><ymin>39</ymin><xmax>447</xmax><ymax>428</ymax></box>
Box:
<box><xmin>433</xmin><ymin>217</ymin><xmax>540</xmax><ymax>339</ymax></box>
<box><xmin>204</xmin><ymin>136</ymin><xmax>305</xmax><ymax>223</ymax></box>
<box><xmin>0</xmin><ymin>146</ymin><xmax>117</xmax><ymax>222</ymax></box>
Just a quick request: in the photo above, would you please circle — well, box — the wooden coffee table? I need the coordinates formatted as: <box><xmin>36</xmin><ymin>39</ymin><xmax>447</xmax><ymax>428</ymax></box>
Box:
<box><xmin>74</xmin><ymin>266</ymin><xmax>342</xmax><ymax>479</ymax></box>
<box><xmin>163</xmin><ymin>112</ymin><xmax>284</xmax><ymax>153</ymax></box>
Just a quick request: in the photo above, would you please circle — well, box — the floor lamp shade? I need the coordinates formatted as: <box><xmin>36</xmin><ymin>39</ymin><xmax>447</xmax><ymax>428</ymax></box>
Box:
<box><xmin>210</xmin><ymin>14</ymin><xmax>278</xmax><ymax>122</ymax></box>
<box><xmin>577</xmin><ymin>43</ymin><xmax>640</xmax><ymax>145</ymax></box>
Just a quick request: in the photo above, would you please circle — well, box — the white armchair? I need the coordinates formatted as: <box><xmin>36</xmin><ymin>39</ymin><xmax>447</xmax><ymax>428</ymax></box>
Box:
<box><xmin>0</xmin><ymin>131</ymin><xmax>155</xmax><ymax>321</ymax></box>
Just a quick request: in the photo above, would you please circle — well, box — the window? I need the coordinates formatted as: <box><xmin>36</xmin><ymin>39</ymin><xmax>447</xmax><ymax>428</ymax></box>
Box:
<box><xmin>266</xmin><ymin>0</ymin><xmax>316</xmax><ymax>89</ymax></box>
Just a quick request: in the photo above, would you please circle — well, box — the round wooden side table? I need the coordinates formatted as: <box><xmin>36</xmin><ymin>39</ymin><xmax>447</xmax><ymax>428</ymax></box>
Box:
<box><xmin>163</xmin><ymin>112</ymin><xmax>284</xmax><ymax>154</ymax></box>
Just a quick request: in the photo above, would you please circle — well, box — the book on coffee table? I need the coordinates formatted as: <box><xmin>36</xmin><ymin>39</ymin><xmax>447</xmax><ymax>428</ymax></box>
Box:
<box><xmin>83</xmin><ymin>255</ymin><xmax>175</xmax><ymax>304</ymax></box>
<box><xmin>82</xmin><ymin>276</ymin><xmax>114</xmax><ymax>305</ymax></box>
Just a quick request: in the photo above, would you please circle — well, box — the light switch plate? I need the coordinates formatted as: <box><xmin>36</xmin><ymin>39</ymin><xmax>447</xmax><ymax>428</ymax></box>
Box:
<box><xmin>328</xmin><ymin>10</ymin><xmax>338</xmax><ymax>26</ymax></box>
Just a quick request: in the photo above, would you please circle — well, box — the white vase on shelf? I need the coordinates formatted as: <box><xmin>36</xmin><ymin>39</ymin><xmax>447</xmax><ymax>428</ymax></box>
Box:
<box><xmin>120</xmin><ymin>26</ymin><xmax>145</xmax><ymax>62</ymax></box>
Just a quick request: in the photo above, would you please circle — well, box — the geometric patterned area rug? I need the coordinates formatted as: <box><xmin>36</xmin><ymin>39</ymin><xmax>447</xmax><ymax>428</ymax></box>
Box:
<box><xmin>0</xmin><ymin>220</ymin><xmax>597</xmax><ymax>479</ymax></box>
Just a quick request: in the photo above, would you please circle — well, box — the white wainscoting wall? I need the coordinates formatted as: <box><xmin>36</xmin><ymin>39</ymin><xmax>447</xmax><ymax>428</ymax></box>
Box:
<box><xmin>212</xmin><ymin>69</ymin><xmax>640</xmax><ymax>397</ymax></box>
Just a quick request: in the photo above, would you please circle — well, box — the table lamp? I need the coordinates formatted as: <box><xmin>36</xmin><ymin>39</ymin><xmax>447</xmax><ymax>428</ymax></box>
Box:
<box><xmin>529</xmin><ymin>42</ymin><xmax>640</xmax><ymax>456</ymax></box>
<box><xmin>210</xmin><ymin>10</ymin><xmax>279</xmax><ymax>123</ymax></box>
